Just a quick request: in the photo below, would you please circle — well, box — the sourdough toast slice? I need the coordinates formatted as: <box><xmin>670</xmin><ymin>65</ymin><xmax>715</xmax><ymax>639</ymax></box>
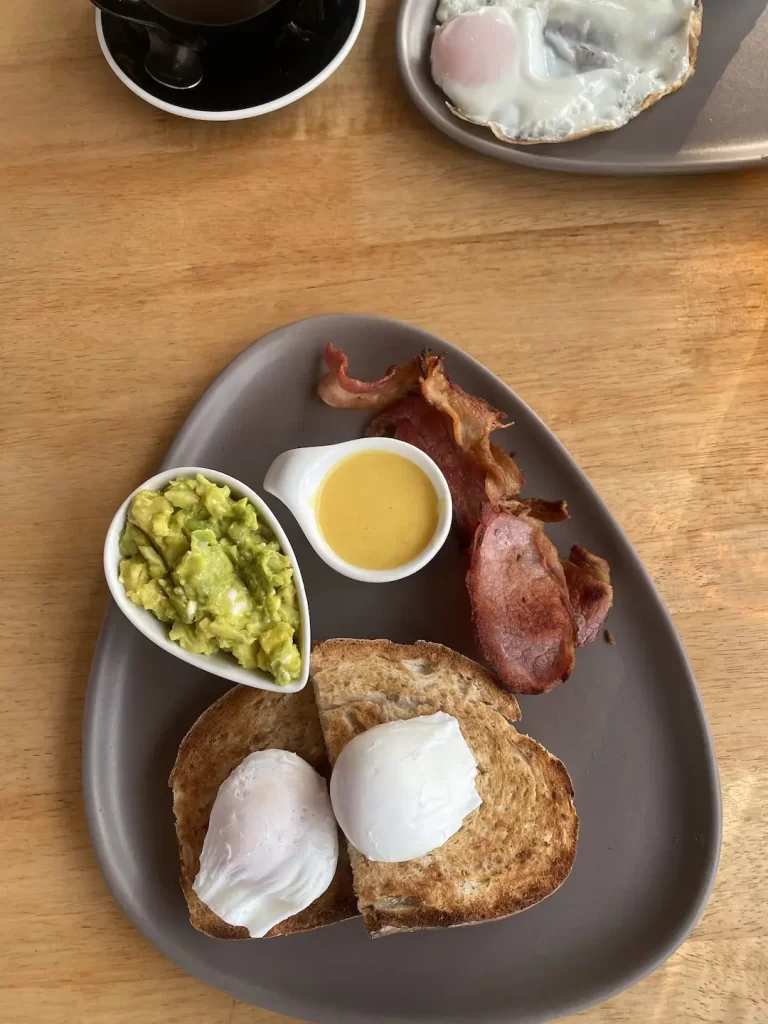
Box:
<box><xmin>311</xmin><ymin>639</ymin><xmax>578</xmax><ymax>937</ymax></box>
<box><xmin>169</xmin><ymin>683</ymin><xmax>358</xmax><ymax>939</ymax></box>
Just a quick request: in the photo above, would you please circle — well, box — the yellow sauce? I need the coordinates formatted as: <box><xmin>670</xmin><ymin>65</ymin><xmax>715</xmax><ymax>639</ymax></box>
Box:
<box><xmin>316</xmin><ymin>451</ymin><xmax>439</xmax><ymax>571</ymax></box>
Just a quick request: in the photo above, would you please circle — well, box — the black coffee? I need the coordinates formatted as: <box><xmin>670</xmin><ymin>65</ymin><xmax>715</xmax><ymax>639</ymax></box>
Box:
<box><xmin>149</xmin><ymin>0</ymin><xmax>270</xmax><ymax>24</ymax></box>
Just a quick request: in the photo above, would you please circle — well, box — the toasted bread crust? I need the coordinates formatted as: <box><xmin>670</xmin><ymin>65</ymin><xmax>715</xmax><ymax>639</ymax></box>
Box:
<box><xmin>169</xmin><ymin>683</ymin><xmax>358</xmax><ymax>939</ymax></box>
<box><xmin>449</xmin><ymin>1</ymin><xmax>703</xmax><ymax>146</ymax></box>
<box><xmin>311</xmin><ymin>640</ymin><xmax>577</xmax><ymax>937</ymax></box>
<box><xmin>311</xmin><ymin>639</ymin><xmax>521</xmax><ymax>726</ymax></box>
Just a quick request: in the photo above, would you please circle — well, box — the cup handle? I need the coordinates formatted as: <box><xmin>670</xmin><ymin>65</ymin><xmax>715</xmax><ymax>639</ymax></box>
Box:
<box><xmin>91</xmin><ymin>0</ymin><xmax>204</xmax><ymax>44</ymax></box>
<box><xmin>89</xmin><ymin>0</ymin><xmax>168</xmax><ymax>30</ymax></box>
<box><xmin>91</xmin><ymin>0</ymin><xmax>206</xmax><ymax>89</ymax></box>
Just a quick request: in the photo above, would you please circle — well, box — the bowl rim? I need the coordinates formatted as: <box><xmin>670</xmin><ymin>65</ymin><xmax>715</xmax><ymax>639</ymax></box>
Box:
<box><xmin>103</xmin><ymin>465</ymin><xmax>310</xmax><ymax>693</ymax></box>
<box><xmin>94</xmin><ymin>1</ymin><xmax>366</xmax><ymax>122</ymax></box>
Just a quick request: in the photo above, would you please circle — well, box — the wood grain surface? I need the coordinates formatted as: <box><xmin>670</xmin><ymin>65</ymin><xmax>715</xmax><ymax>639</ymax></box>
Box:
<box><xmin>2</xmin><ymin>0</ymin><xmax>767</xmax><ymax>1021</ymax></box>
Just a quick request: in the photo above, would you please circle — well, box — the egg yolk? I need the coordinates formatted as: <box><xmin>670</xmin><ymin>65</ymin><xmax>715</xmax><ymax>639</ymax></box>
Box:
<box><xmin>432</xmin><ymin>8</ymin><xmax>518</xmax><ymax>87</ymax></box>
<box><xmin>316</xmin><ymin>451</ymin><xmax>439</xmax><ymax>571</ymax></box>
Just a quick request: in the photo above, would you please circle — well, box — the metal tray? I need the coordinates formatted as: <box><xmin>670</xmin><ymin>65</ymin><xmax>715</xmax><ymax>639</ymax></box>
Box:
<box><xmin>397</xmin><ymin>0</ymin><xmax>768</xmax><ymax>174</ymax></box>
<box><xmin>83</xmin><ymin>315</ymin><xmax>721</xmax><ymax>1024</ymax></box>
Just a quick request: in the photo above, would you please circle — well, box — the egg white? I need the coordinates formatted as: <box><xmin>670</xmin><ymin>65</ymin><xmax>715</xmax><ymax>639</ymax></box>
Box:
<box><xmin>431</xmin><ymin>0</ymin><xmax>699</xmax><ymax>143</ymax></box>
<box><xmin>193</xmin><ymin>749</ymin><xmax>338</xmax><ymax>937</ymax></box>
<box><xmin>330</xmin><ymin>712</ymin><xmax>482</xmax><ymax>863</ymax></box>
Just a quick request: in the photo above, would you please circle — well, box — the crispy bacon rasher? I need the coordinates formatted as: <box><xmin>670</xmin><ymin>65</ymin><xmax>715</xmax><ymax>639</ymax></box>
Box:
<box><xmin>317</xmin><ymin>345</ymin><xmax>422</xmax><ymax>411</ymax></box>
<box><xmin>316</xmin><ymin>344</ymin><xmax>612</xmax><ymax>694</ymax></box>
<box><xmin>562</xmin><ymin>544</ymin><xmax>613</xmax><ymax>647</ymax></box>
<box><xmin>420</xmin><ymin>355</ymin><xmax>524</xmax><ymax>508</ymax></box>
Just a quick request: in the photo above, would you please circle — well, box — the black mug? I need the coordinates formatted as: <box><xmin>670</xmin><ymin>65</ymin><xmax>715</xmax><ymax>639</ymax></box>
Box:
<box><xmin>90</xmin><ymin>0</ymin><xmax>285</xmax><ymax>88</ymax></box>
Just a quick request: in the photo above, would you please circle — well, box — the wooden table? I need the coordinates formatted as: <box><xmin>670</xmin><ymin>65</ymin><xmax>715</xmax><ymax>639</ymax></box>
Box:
<box><xmin>3</xmin><ymin>0</ymin><xmax>767</xmax><ymax>1021</ymax></box>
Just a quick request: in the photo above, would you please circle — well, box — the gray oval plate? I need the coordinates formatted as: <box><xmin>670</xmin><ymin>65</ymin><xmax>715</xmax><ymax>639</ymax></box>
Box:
<box><xmin>397</xmin><ymin>0</ymin><xmax>768</xmax><ymax>175</ymax></box>
<box><xmin>83</xmin><ymin>315</ymin><xmax>721</xmax><ymax>1024</ymax></box>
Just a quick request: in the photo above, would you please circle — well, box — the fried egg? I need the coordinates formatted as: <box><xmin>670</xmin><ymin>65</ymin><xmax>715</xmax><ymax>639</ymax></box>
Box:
<box><xmin>430</xmin><ymin>0</ymin><xmax>701</xmax><ymax>144</ymax></box>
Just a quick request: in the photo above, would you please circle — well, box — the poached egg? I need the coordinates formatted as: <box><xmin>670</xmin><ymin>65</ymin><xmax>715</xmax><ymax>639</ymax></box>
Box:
<box><xmin>431</xmin><ymin>0</ymin><xmax>699</xmax><ymax>143</ymax></box>
<box><xmin>193</xmin><ymin>749</ymin><xmax>338</xmax><ymax>937</ymax></box>
<box><xmin>330</xmin><ymin>711</ymin><xmax>482</xmax><ymax>862</ymax></box>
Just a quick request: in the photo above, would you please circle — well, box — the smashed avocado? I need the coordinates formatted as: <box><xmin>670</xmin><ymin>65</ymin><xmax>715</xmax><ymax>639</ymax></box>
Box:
<box><xmin>118</xmin><ymin>474</ymin><xmax>302</xmax><ymax>686</ymax></box>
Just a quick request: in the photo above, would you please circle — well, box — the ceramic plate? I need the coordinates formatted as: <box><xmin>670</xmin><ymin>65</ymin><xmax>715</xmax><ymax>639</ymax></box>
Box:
<box><xmin>83</xmin><ymin>314</ymin><xmax>721</xmax><ymax>1024</ymax></box>
<box><xmin>397</xmin><ymin>0</ymin><xmax>768</xmax><ymax>174</ymax></box>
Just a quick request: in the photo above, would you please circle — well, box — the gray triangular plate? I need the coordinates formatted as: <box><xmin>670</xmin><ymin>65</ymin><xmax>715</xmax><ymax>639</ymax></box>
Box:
<box><xmin>84</xmin><ymin>315</ymin><xmax>721</xmax><ymax>1024</ymax></box>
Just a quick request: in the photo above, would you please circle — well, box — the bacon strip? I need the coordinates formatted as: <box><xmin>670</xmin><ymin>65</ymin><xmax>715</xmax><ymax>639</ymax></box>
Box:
<box><xmin>520</xmin><ymin>497</ymin><xmax>569</xmax><ymax>523</ymax></box>
<box><xmin>368</xmin><ymin>395</ymin><xmax>490</xmax><ymax>541</ymax></box>
<box><xmin>317</xmin><ymin>344</ymin><xmax>421</xmax><ymax>411</ymax></box>
<box><xmin>562</xmin><ymin>544</ymin><xmax>613</xmax><ymax>646</ymax></box>
<box><xmin>420</xmin><ymin>356</ymin><xmax>523</xmax><ymax>504</ymax></box>
<box><xmin>467</xmin><ymin>505</ymin><xmax>576</xmax><ymax>694</ymax></box>
<box><xmin>367</xmin><ymin>354</ymin><xmax>531</xmax><ymax>539</ymax></box>
<box><xmin>320</xmin><ymin>347</ymin><xmax>525</xmax><ymax>527</ymax></box>
<box><xmin>369</xmin><ymin>395</ymin><xmax>568</xmax><ymax>540</ymax></box>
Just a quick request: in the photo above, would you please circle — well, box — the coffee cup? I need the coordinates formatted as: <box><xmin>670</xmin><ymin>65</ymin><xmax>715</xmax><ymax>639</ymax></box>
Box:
<box><xmin>95</xmin><ymin>0</ymin><xmax>364</xmax><ymax>118</ymax></box>
<box><xmin>90</xmin><ymin>0</ymin><xmax>285</xmax><ymax>88</ymax></box>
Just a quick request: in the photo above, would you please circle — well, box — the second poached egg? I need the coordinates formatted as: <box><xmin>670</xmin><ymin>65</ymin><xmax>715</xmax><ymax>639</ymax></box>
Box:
<box><xmin>330</xmin><ymin>711</ymin><xmax>482</xmax><ymax>862</ymax></box>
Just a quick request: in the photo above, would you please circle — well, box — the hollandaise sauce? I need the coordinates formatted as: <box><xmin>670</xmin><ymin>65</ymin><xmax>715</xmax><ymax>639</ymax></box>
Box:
<box><xmin>316</xmin><ymin>451</ymin><xmax>439</xmax><ymax>570</ymax></box>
